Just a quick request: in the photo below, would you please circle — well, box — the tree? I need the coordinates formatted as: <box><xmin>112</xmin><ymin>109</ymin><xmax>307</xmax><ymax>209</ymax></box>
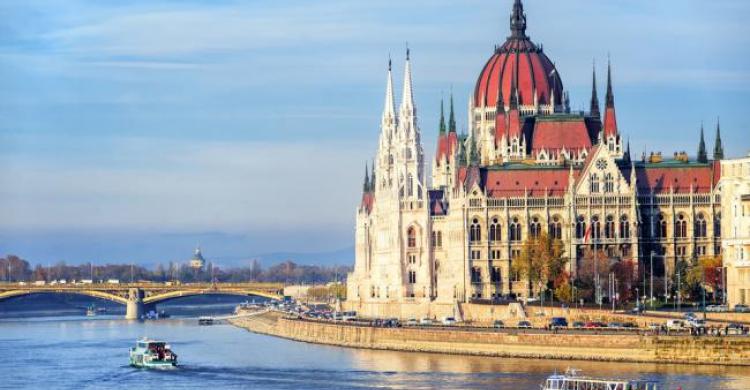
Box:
<box><xmin>610</xmin><ymin>259</ymin><xmax>636</xmax><ymax>302</ymax></box>
<box><xmin>511</xmin><ymin>232</ymin><xmax>566</xmax><ymax>298</ymax></box>
<box><xmin>686</xmin><ymin>255</ymin><xmax>723</xmax><ymax>300</ymax></box>
<box><xmin>553</xmin><ymin>271</ymin><xmax>573</xmax><ymax>303</ymax></box>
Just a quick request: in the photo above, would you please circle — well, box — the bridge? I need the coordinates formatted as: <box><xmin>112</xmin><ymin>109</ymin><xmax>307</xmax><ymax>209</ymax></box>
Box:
<box><xmin>0</xmin><ymin>282</ymin><xmax>285</xmax><ymax>319</ymax></box>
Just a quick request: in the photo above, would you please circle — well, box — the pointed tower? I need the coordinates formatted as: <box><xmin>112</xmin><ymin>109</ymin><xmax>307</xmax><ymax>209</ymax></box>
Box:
<box><xmin>697</xmin><ymin>123</ymin><xmax>708</xmax><ymax>163</ymax></box>
<box><xmin>603</xmin><ymin>59</ymin><xmax>618</xmax><ymax>137</ymax></box>
<box><xmin>448</xmin><ymin>93</ymin><xmax>457</xmax><ymax>133</ymax></box>
<box><xmin>395</xmin><ymin>47</ymin><xmax>425</xmax><ymax>200</ymax></box>
<box><xmin>510</xmin><ymin>0</ymin><xmax>527</xmax><ymax>39</ymax></box>
<box><xmin>375</xmin><ymin>57</ymin><xmax>399</xmax><ymax>195</ymax></box>
<box><xmin>590</xmin><ymin>62</ymin><xmax>601</xmax><ymax>119</ymax></box>
<box><xmin>713</xmin><ymin>118</ymin><xmax>724</xmax><ymax>160</ymax></box>
<box><xmin>439</xmin><ymin>99</ymin><xmax>447</xmax><ymax>135</ymax></box>
<box><xmin>363</xmin><ymin>163</ymin><xmax>370</xmax><ymax>192</ymax></box>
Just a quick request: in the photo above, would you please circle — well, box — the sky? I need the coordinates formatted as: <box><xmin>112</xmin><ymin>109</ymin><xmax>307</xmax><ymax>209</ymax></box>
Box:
<box><xmin>1</xmin><ymin>0</ymin><xmax>749</xmax><ymax>266</ymax></box>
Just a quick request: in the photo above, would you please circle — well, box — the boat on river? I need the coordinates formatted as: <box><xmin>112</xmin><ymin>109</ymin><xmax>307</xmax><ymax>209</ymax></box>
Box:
<box><xmin>85</xmin><ymin>305</ymin><xmax>96</xmax><ymax>317</ymax></box>
<box><xmin>541</xmin><ymin>369</ymin><xmax>660</xmax><ymax>390</ymax></box>
<box><xmin>129</xmin><ymin>338</ymin><xmax>178</xmax><ymax>369</ymax></box>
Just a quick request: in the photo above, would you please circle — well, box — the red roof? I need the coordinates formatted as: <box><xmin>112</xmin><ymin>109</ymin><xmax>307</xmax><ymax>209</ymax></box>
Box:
<box><xmin>474</xmin><ymin>40</ymin><xmax>562</xmax><ymax>108</ymax></box>
<box><xmin>635</xmin><ymin>165</ymin><xmax>716</xmax><ymax>194</ymax></box>
<box><xmin>531</xmin><ymin>118</ymin><xmax>592</xmax><ymax>152</ymax></box>
<box><xmin>360</xmin><ymin>192</ymin><xmax>374</xmax><ymax>213</ymax></box>
<box><xmin>436</xmin><ymin>132</ymin><xmax>458</xmax><ymax>165</ymax></box>
<box><xmin>603</xmin><ymin>107</ymin><xmax>618</xmax><ymax>137</ymax></box>
<box><xmin>484</xmin><ymin>169</ymin><xmax>575</xmax><ymax>197</ymax></box>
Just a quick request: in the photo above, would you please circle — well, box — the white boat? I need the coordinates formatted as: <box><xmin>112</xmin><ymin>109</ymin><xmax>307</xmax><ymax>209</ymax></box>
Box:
<box><xmin>129</xmin><ymin>338</ymin><xmax>178</xmax><ymax>369</ymax></box>
<box><xmin>198</xmin><ymin>316</ymin><xmax>215</xmax><ymax>325</ymax></box>
<box><xmin>541</xmin><ymin>369</ymin><xmax>660</xmax><ymax>390</ymax></box>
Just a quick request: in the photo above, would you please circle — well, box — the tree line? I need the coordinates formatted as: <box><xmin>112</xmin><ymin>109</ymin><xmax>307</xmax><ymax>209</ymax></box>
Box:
<box><xmin>0</xmin><ymin>256</ymin><xmax>351</xmax><ymax>285</ymax></box>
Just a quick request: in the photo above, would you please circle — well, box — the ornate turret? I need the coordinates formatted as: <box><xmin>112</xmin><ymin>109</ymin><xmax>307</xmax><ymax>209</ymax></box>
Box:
<box><xmin>714</xmin><ymin>118</ymin><xmax>724</xmax><ymax>160</ymax></box>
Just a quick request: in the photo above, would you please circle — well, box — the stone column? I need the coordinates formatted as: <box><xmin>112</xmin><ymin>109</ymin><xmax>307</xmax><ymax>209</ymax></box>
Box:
<box><xmin>125</xmin><ymin>288</ymin><xmax>145</xmax><ymax>320</ymax></box>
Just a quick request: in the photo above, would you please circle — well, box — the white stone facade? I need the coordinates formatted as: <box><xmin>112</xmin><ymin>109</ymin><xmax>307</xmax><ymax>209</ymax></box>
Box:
<box><xmin>720</xmin><ymin>155</ymin><xmax>750</xmax><ymax>308</ymax></box>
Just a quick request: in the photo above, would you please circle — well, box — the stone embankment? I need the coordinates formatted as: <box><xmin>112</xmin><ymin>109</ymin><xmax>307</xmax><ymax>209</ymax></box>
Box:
<box><xmin>230</xmin><ymin>311</ymin><xmax>750</xmax><ymax>366</ymax></box>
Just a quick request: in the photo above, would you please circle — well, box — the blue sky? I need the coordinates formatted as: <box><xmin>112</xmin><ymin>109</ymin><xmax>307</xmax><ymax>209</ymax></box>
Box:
<box><xmin>1</xmin><ymin>0</ymin><xmax>749</xmax><ymax>266</ymax></box>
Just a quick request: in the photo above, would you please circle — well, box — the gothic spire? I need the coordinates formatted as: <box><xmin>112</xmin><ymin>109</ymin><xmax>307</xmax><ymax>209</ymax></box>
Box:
<box><xmin>382</xmin><ymin>56</ymin><xmax>396</xmax><ymax>123</ymax></box>
<box><xmin>469</xmin><ymin>136</ymin><xmax>479</xmax><ymax>166</ymax></box>
<box><xmin>510</xmin><ymin>0</ymin><xmax>527</xmax><ymax>38</ymax></box>
<box><xmin>713</xmin><ymin>118</ymin><xmax>724</xmax><ymax>160</ymax></box>
<box><xmin>602</xmin><ymin>57</ymin><xmax>619</xmax><ymax>138</ymax></box>
<box><xmin>363</xmin><ymin>163</ymin><xmax>370</xmax><ymax>192</ymax></box>
<box><xmin>439</xmin><ymin>98</ymin><xmax>446</xmax><ymax>135</ymax></box>
<box><xmin>697</xmin><ymin>123</ymin><xmax>708</xmax><ymax>163</ymax></box>
<box><xmin>448</xmin><ymin>92</ymin><xmax>457</xmax><ymax>133</ymax></box>
<box><xmin>605</xmin><ymin>57</ymin><xmax>614</xmax><ymax>108</ymax></box>
<box><xmin>400</xmin><ymin>47</ymin><xmax>414</xmax><ymax>113</ymax></box>
<box><xmin>623</xmin><ymin>138</ymin><xmax>631</xmax><ymax>164</ymax></box>
<box><xmin>590</xmin><ymin>61</ymin><xmax>600</xmax><ymax>119</ymax></box>
<box><xmin>456</xmin><ymin>138</ymin><xmax>467</xmax><ymax>167</ymax></box>
<box><xmin>370</xmin><ymin>161</ymin><xmax>376</xmax><ymax>190</ymax></box>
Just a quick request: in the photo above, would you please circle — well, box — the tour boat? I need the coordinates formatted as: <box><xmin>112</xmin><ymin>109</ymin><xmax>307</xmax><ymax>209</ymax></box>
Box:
<box><xmin>541</xmin><ymin>369</ymin><xmax>660</xmax><ymax>390</ymax></box>
<box><xmin>198</xmin><ymin>316</ymin><xmax>215</xmax><ymax>325</ymax></box>
<box><xmin>129</xmin><ymin>338</ymin><xmax>178</xmax><ymax>369</ymax></box>
<box><xmin>86</xmin><ymin>305</ymin><xmax>96</xmax><ymax>317</ymax></box>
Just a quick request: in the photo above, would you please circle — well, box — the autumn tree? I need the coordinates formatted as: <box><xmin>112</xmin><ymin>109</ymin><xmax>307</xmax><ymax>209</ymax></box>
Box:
<box><xmin>686</xmin><ymin>255</ymin><xmax>723</xmax><ymax>300</ymax></box>
<box><xmin>511</xmin><ymin>232</ymin><xmax>566</xmax><ymax>299</ymax></box>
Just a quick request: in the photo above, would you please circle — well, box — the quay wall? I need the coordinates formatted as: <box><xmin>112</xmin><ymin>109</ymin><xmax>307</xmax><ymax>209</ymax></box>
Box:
<box><xmin>230</xmin><ymin>311</ymin><xmax>750</xmax><ymax>366</ymax></box>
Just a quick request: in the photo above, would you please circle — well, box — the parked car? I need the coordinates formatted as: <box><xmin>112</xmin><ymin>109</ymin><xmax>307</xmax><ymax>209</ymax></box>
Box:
<box><xmin>406</xmin><ymin>318</ymin><xmax>418</xmax><ymax>326</ymax></box>
<box><xmin>584</xmin><ymin>321</ymin><xmax>606</xmax><ymax>329</ymax></box>
<box><xmin>342</xmin><ymin>311</ymin><xmax>357</xmax><ymax>321</ymax></box>
<box><xmin>442</xmin><ymin>317</ymin><xmax>457</xmax><ymax>326</ymax></box>
<box><xmin>548</xmin><ymin>317</ymin><xmax>568</xmax><ymax>329</ymax></box>
<box><xmin>687</xmin><ymin>319</ymin><xmax>706</xmax><ymax>329</ymax></box>
<box><xmin>622</xmin><ymin>322</ymin><xmax>638</xmax><ymax>328</ymax></box>
<box><xmin>493</xmin><ymin>320</ymin><xmax>505</xmax><ymax>329</ymax></box>
<box><xmin>666</xmin><ymin>319</ymin><xmax>686</xmax><ymax>331</ymax></box>
<box><xmin>517</xmin><ymin>320</ymin><xmax>532</xmax><ymax>329</ymax></box>
<box><xmin>571</xmin><ymin>321</ymin><xmax>585</xmax><ymax>329</ymax></box>
<box><xmin>727</xmin><ymin>323</ymin><xmax>745</xmax><ymax>335</ymax></box>
<box><xmin>684</xmin><ymin>312</ymin><xmax>697</xmax><ymax>320</ymax></box>
<box><xmin>607</xmin><ymin>322</ymin><xmax>624</xmax><ymax>329</ymax></box>
<box><xmin>648</xmin><ymin>323</ymin><xmax>663</xmax><ymax>331</ymax></box>
<box><xmin>734</xmin><ymin>304</ymin><xmax>750</xmax><ymax>313</ymax></box>
<box><xmin>419</xmin><ymin>318</ymin><xmax>434</xmax><ymax>326</ymax></box>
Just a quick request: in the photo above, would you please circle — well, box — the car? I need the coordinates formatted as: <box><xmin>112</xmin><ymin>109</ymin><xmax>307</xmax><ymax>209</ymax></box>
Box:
<box><xmin>647</xmin><ymin>323</ymin><xmax>663</xmax><ymax>331</ymax></box>
<box><xmin>548</xmin><ymin>317</ymin><xmax>568</xmax><ymax>329</ymax></box>
<box><xmin>622</xmin><ymin>322</ymin><xmax>638</xmax><ymax>328</ymax></box>
<box><xmin>517</xmin><ymin>320</ymin><xmax>532</xmax><ymax>329</ymax></box>
<box><xmin>734</xmin><ymin>304</ymin><xmax>750</xmax><ymax>313</ymax></box>
<box><xmin>493</xmin><ymin>320</ymin><xmax>505</xmax><ymax>328</ymax></box>
<box><xmin>706</xmin><ymin>305</ymin><xmax>718</xmax><ymax>312</ymax></box>
<box><xmin>584</xmin><ymin>321</ymin><xmax>605</xmax><ymax>329</ymax></box>
<box><xmin>726</xmin><ymin>323</ymin><xmax>745</xmax><ymax>335</ymax></box>
<box><xmin>687</xmin><ymin>319</ymin><xmax>706</xmax><ymax>329</ymax></box>
<box><xmin>666</xmin><ymin>319</ymin><xmax>686</xmax><ymax>331</ymax></box>
<box><xmin>684</xmin><ymin>312</ymin><xmax>697</xmax><ymax>320</ymax></box>
<box><xmin>442</xmin><ymin>317</ymin><xmax>457</xmax><ymax>326</ymax></box>
<box><xmin>571</xmin><ymin>321</ymin><xmax>585</xmax><ymax>329</ymax></box>
<box><xmin>406</xmin><ymin>318</ymin><xmax>418</xmax><ymax>326</ymax></box>
<box><xmin>419</xmin><ymin>318</ymin><xmax>434</xmax><ymax>326</ymax></box>
<box><xmin>607</xmin><ymin>322</ymin><xmax>624</xmax><ymax>329</ymax></box>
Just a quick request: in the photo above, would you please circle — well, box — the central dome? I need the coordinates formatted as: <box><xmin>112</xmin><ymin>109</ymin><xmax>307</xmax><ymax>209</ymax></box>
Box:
<box><xmin>473</xmin><ymin>0</ymin><xmax>563</xmax><ymax>109</ymax></box>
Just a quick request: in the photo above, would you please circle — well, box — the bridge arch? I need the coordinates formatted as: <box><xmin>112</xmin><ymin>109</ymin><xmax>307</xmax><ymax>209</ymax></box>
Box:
<box><xmin>0</xmin><ymin>289</ymin><xmax>129</xmax><ymax>305</ymax></box>
<box><xmin>143</xmin><ymin>289</ymin><xmax>282</xmax><ymax>305</ymax></box>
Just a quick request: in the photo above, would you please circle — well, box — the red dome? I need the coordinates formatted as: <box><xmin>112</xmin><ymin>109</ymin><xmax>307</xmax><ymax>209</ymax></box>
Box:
<box><xmin>473</xmin><ymin>1</ymin><xmax>563</xmax><ymax>109</ymax></box>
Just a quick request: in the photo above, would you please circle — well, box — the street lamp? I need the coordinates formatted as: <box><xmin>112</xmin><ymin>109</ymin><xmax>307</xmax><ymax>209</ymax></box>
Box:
<box><xmin>650</xmin><ymin>251</ymin><xmax>654</xmax><ymax>309</ymax></box>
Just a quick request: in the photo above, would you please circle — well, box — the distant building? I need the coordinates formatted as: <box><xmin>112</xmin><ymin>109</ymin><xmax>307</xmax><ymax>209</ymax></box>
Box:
<box><xmin>720</xmin><ymin>155</ymin><xmax>750</xmax><ymax>308</ymax></box>
<box><xmin>189</xmin><ymin>247</ymin><xmax>206</xmax><ymax>270</ymax></box>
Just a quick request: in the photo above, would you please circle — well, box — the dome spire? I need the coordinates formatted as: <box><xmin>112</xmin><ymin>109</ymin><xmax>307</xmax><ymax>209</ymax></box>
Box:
<box><xmin>510</xmin><ymin>0</ymin><xmax>527</xmax><ymax>38</ymax></box>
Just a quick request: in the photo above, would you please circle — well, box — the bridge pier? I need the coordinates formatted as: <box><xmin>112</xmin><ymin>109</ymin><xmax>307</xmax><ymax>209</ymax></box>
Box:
<box><xmin>126</xmin><ymin>288</ymin><xmax>145</xmax><ymax>320</ymax></box>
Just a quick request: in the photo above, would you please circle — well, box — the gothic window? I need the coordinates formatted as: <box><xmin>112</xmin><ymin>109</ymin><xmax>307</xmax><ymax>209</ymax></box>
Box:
<box><xmin>406</xmin><ymin>147</ymin><xmax>412</xmax><ymax>160</ymax></box>
<box><xmin>471</xmin><ymin>267</ymin><xmax>482</xmax><ymax>284</ymax></box>
<box><xmin>619</xmin><ymin>215</ymin><xmax>630</xmax><ymax>239</ymax></box>
<box><xmin>604</xmin><ymin>173</ymin><xmax>614</xmax><ymax>193</ymax></box>
<box><xmin>675</xmin><ymin>214</ymin><xmax>687</xmax><ymax>239</ymax></box>
<box><xmin>489</xmin><ymin>218</ymin><xmax>502</xmax><ymax>242</ymax></box>
<box><xmin>470</xmin><ymin>250</ymin><xmax>481</xmax><ymax>260</ymax></box>
<box><xmin>530</xmin><ymin>216</ymin><xmax>542</xmax><ymax>238</ymax></box>
<box><xmin>715</xmin><ymin>213</ymin><xmax>721</xmax><ymax>237</ymax></box>
<box><xmin>658</xmin><ymin>214</ymin><xmax>668</xmax><ymax>238</ymax></box>
<box><xmin>470</xmin><ymin>218</ymin><xmax>482</xmax><ymax>243</ymax></box>
<box><xmin>605</xmin><ymin>215</ymin><xmax>615</xmax><ymax>239</ymax></box>
<box><xmin>549</xmin><ymin>215</ymin><xmax>562</xmax><ymax>240</ymax></box>
<box><xmin>408</xmin><ymin>270</ymin><xmax>416</xmax><ymax>284</ymax></box>
<box><xmin>695</xmin><ymin>213</ymin><xmax>707</xmax><ymax>238</ymax></box>
<box><xmin>575</xmin><ymin>215</ymin><xmax>586</xmax><ymax>239</ymax></box>
<box><xmin>431</xmin><ymin>231</ymin><xmax>443</xmax><ymax>248</ymax></box>
<box><xmin>407</xmin><ymin>173</ymin><xmax>414</xmax><ymax>197</ymax></box>
<box><xmin>510</xmin><ymin>217</ymin><xmax>522</xmax><ymax>242</ymax></box>
<box><xmin>592</xmin><ymin>215</ymin><xmax>601</xmax><ymax>240</ymax></box>
<box><xmin>590</xmin><ymin>173</ymin><xmax>600</xmax><ymax>193</ymax></box>
<box><xmin>491</xmin><ymin>267</ymin><xmax>502</xmax><ymax>283</ymax></box>
<box><xmin>407</xmin><ymin>227</ymin><xmax>417</xmax><ymax>248</ymax></box>
<box><xmin>490</xmin><ymin>249</ymin><xmax>501</xmax><ymax>260</ymax></box>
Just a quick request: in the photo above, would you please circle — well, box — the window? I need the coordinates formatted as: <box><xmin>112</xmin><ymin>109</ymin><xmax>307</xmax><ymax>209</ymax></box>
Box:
<box><xmin>590</xmin><ymin>173</ymin><xmax>600</xmax><ymax>193</ymax></box>
<box><xmin>576</xmin><ymin>215</ymin><xmax>586</xmax><ymax>239</ymax></box>
<box><xmin>695</xmin><ymin>214</ymin><xmax>707</xmax><ymax>238</ymax></box>
<box><xmin>471</xmin><ymin>250</ymin><xmax>481</xmax><ymax>260</ymax></box>
<box><xmin>471</xmin><ymin>267</ymin><xmax>482</xmax><ymax>284</ymax></box>
<box><xmin>408</xmin><ymin>270</ymin><xmax>416</xmax><ymax>284</ymax></box>
<box><xmin>592</xmin><ymin>215</ymin><xmax>601</xmax><ymax>240</ymax></box>
<box><xmin>407</xmin><ymin>173</ymin><xmax>414</xmax><ymax>197</ymax></box>
<box><xmin>715</xmin><ymin>213</ymin><xmax>721</xmax><ymax>237</ymax></box>
<box><xmin>619</xmin><ymin>215</ymin><xmax>630</xmax><ymax>239</ymax></box>
<box><xmin>407</xmin><ymin>227</ymin><xmax>417</xmax><ymax>248</ymax></box>
<box><xmin>490</xmin><ymin>249</ymin><xmax>501</xmax><ymax>260</ymax></box>
<box><xmin>658</xmin><ymin>214</ymin><xmax>668</xmax><ymax>238</ymax></box>
<box><xmin>432</xmin><ymin>231</ymin><xmax>443</xmax><ymax>248</ymax></box>
<box><xmin>676</xmin><ymin>246</ymin><xmax>687</xmax><ymax>258</ymax></box>
<box><xmin>511</xmin><ymin>249</ymin><xmax>521</xmax><ymax>260</ymax></box>
<box><xmin>491</xmin><ymin>267</ymin><xmax>502</xmax><ymax>283</ymax></box>
<box><xmin>697</xmin><ymin>245</ymin><xmax>706</xmax><ymax>256</ymax></box>
<box><xmin>408</xmin><ymin>255</ymin><xmax>416</xmax><ymax>264</ymax></box>
<box><xmin>470</xmin><ymin>218</ymin><xmax>482</xmax><ymax>243</ymax></box>
<box><xmin>549</xmin><ymin>216</ymin><xmax>562</xmax><ymax>240</ymax></box>
<box><xmin>510</xmin><ymin>217</ymin><xmax>522</xmax><ymax>242</ymax></box>
<box><xmin>605</xmin><ymin>215</ymin><xmax>615</xmax><ymax>239</ymax></box>
<box><xmin>675</xmin><ymin>214</ymin><xmax>687</xmax><ymax>239</ymax></box>
<box><xmin>530</xmin><ymin>216</ymin><xmax>542</xmax><ymax>238</ymax></box>
<box><xmin>604</xmin><ymin>173</ymin><xmax>614</xmax><ymax>193</ymax></box>
<box><xmin>489</xmin><ymin>218</ymin><xmax>502</xmax><ymax>242</ymax></box>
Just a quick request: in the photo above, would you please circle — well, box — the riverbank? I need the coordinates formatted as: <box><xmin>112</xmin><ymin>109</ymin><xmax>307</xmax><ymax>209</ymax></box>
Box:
<box><xmin>230</xmin><ymin>311</ymin><xmax>750</xmax><ymax>366</ymax></box>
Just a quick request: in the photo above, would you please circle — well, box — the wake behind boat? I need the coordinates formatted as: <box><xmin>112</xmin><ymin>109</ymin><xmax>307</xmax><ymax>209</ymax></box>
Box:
<box><xmin>129</xmin><ymin>338</ymin><xmax>178</xmax><ymax>369</ymax></box>
<box><xmin>541</xmin><ymin>369</ymin><xmax>660</xmax><ymax>390</ymax></box>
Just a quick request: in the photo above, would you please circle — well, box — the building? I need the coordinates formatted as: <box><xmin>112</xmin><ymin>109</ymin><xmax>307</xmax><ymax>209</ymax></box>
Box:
<box><xmin>720</xmin><ymin>155</ymin><xmax>750</xmax><ymax>308</ymax></box>
<box><xmin>347</xmin><ymin>0</ymin><xmax>725</xmax><ymax>314</ymax></box>
<box><xmin>189</xmin><ymin>247</ymin><xmax>206</xmax><ymax>270</ymax></box>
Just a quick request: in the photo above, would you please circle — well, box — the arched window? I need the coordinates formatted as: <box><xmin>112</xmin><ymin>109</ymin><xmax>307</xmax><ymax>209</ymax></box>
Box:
<box><xmin>675</xmin><ymin>214</ymin><xmax>687</xmax><ymax>238</ymax></box>
<box><xmin>408</xmin><ymin>270</ymin><xmax>416</xmax><ymax>284</ymax></box>
<box><xmin>407</xmin><ymin>227</ymin><xmax>417</xmax><ymax>248</ymax></box>
<box><xmin>407</xmin><ymin>173</ymin><xmax>414</xmax><ymax>197</ymax></box>
<box><xmin>695</xmin><ymin>213</ymin><xmax>707</xmax><ymax>238</ymax></box>
<box><xmin>604</xmin><ymin>173</ymin><xmax>614</xmax><ymax>193</ymax></box>
<box><xmin>489</xmin><ymin>218</ymin><xmax>502</xmax><ymax>242</ymax></box>
<box><xmin>590</xmin><ymin>174</ymin><xmax>600</xmax><ymax>193</ymax></box>
<box><xmin>575</xmin><ymin>215</ymin><xmax>586</xmax><ymax>239</ymax></box>
<box><xmin>510</xmin><ymin>217</ymin><xmax>522</xmax><ymax>242</ymax></box>
<box><xmin>605</xmin><ymin>215</ymin><xmax>615</xmax><ymax>239</ymax></box>
<box><xmin>549</xmin><ymin>216</ymin><xmax>562</xmax><ymax>240</ymax></box>
<box><xmin>619</xmin><ymin>215</ymin><xmax>630</xmax><ymax>239</ymax></box>
<box><xmin>530</xmin><ymin>216</ymin><xmax>542</xmax><ymax>238</ymax></box>
<box><xmin>591</xmin><ymin>215</ymin><xmax>601</xmax><ymax>240</ymax></box>
<box><xmin>470</xmin><ymin>218</ymin><xmax>481</xmax><ymax>243</ymax></box>
<box><xmin>658</xmin><ymin>214</ymin><xmax>668</xmax><ymax>238</ymax></box>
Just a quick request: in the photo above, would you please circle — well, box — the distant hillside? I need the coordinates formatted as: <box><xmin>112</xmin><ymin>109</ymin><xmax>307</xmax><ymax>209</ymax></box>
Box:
<box><xmin>211</xmin><ymin>246</ymin><xmax>354</xmax><ymax>268</ymax></box>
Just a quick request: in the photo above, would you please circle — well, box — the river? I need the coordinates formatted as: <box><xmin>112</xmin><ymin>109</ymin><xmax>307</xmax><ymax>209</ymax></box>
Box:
<box><xmin>2</xmin><ymin>304</ymin><xmax>750</xmax><ymax>389</ymax></box>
